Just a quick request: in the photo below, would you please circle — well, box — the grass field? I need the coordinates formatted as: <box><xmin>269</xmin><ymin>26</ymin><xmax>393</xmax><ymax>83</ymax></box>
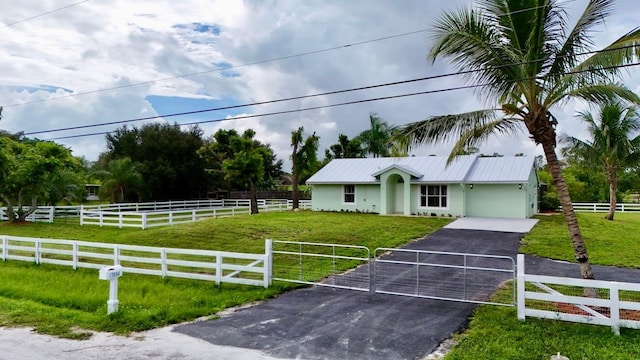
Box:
<box><xmin>522</xmin><ymin>212</ymin><xmax>640</xmax><ymax>268</ymax></box>
<box><xmin>0</xmin><ymin>211</ymin><xmax>449</xmax><ymax>338</ymax></box>
<box><xmin>445</xmin><ymin>212</ymin><xmax>640</xmax><ymax>359</ymax></box>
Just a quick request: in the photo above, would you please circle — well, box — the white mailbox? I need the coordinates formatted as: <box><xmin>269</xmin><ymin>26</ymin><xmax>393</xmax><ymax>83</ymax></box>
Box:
<box><xmin>99</xmin><ymin>265</ymin><xmax>123</xmax><ymax>280</ymax></box>
<box><xmin>99</xmin><ymin>265</ymin><xmax>124</xmax><ymax>314</ymax></box>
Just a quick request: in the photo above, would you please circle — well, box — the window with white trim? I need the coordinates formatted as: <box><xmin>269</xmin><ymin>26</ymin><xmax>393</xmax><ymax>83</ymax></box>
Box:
<box><xmin>420</xmin><ymin>185</ymin><xmax>447</xmax><ymax>208</ymax></box>
<box><xmin>343</xmin><ymin>185</ymin><xmax>355</xmax><ymax>203</ymax></box>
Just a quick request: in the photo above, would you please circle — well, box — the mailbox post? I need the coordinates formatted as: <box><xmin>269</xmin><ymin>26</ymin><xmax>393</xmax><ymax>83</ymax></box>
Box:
<box><xmin>99</xmin><ymin>265</ymin><xmax>123</xmax><ymax>314</ymax></box>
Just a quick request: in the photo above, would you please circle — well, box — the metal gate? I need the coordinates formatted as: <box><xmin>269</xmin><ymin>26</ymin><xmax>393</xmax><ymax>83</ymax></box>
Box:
<box><xmin>373</xmin><ymin>248</ymin><xmax>516</xmax><ymax>306</ymax></box>
<box><xmin>271</xmin><ymin>240</ymin><xmax>371</xmax><ymax>291</ymax></box>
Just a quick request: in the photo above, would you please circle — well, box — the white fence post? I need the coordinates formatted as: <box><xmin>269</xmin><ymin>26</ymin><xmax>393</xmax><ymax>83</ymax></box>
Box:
<box><xmin>215</xmin><ymin>253</ymin><xmax>222</xmax><ymax>285</ymax></box>
<box><xmin>79</xmin><ymin>205</ymin><xmax>84</xmax><ymax>226</ymax></box>
<box><xmin>141</xmin><ymin>213</ymin><xmax>147</xmax><ymax>230</ymax></box>
<box><xmin>192</xmin><ymin>210</ymin><xmax>196</xmax><ymax>222</ymax></box>
<box><xmin>517</xmin><ymin>254</ymin><xmax>525</xmax><ymax>321</ymax></box>
<box><xmin>119</xmin><ymin>213</ymin><xmax>123</xmax><ymax>229</ymax></box>
<box><xmin>114</xmin><ymin>246</ymin><xmax>120</xmax><ymax>265</ymax></box>
<box><xmin>265</xmin><ymin>239</ymin><xmax>272</xmax><ymax>288</ymax></box>
<box><xmin>72</xmin><ymin>242</ymin><xmax>78</xmax><ymax>270</ymax></box>
<box><xmin>48</xmin><ymin>207</ymin><xmax>54</xmax><ymax>223</ymax></box>
<box><xmin>1</xmin><ymin>236</ymin><xmax>6</xmax><ymax>261</ymax></box>
<box><xmin>161</xmin><ymin>248</ymin><xmax>167</xmax><ymax>278</ymax></box>
<box><xmin>35</xmin><ymin>239</ymin><xmax>41</xmax><ymax>264</ymax></box>
<box><xmin>610</xmin><ymin>283</ymin><xmax>620</xmax><ymax>335</ymax></box>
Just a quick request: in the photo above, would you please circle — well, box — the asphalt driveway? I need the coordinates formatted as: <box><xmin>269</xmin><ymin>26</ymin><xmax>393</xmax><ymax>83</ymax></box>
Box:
<box><xmin>174</xmin><ymin>227</ymin><xmax>640</xmax><ymax>359</ymax></box>
<box><xmin>175</xmin><ymin>228</ymin><xmax>523</xmax><ymax>360</ymax></box>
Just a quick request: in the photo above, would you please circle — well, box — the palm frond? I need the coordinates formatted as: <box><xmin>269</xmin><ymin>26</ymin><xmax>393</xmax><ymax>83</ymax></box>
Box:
<box><xmin>393</xmin><ymin>109</ymin><xmax>498</xmax><ymax>147</ymax></box>
<box><xmin>571</xmin><ymin>26</ymin><xmax>640</xmax><ymax>81</ymax></box>
<box><xmin>547</xmin><ymin>0</ymin><xmax>614</xmax><ymax>77</ymax></box>
<box><xmin>546</xmin><ymin>82</ymin><xmax>640</xmax><ymax>107</ymax></box>
<box><xmin>429</xmin><ymin>7</ymin><xmax>522</xmax><ymax>103</ymax></box>
<box><xmin>447</xmin><ymin>117</ymin><xmax>524</xmax><ymax>163</ymax></box>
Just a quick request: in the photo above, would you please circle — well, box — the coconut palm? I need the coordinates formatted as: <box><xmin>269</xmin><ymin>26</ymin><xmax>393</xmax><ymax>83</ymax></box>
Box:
<box><xmin>394</xmin><ymin>0</ymin><xmax>640</xmax><ymax>281</ymax></box>
<box><xmin>95</xmin><ymin>157</ymin><xmax>142</xmax><ymax>203</ymax></box>
<box><xmin>561</xmin><ymin>102</ymin><xmax>640</xmax><ymax>221</ymax></box>
<box><xmin>290</xmin><ymin>127</ymin><xmax>319</xmax><ymax>209</ymax></box>
<box><xmin>358</xmin><ymin>113</ymin><xmax>392</xmax><ymax>158</ymax></box>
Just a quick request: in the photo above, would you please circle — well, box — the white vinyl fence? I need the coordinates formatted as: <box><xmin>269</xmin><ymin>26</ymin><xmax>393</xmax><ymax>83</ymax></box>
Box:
<box><xmin>80</xmin><ymin>199</ymin><xmax>311</xmax><ymax>229</ymax></box>
<box><xmin>517</xmin><ymin>254</ymin><xmax>640</xmax><ymax>335</ymax></box>
<box><xmin>570</xmin><ymin>203</ymin><xmax>640</xmax><ymax>213</ymax></box>
<box><xmin>0</xmin><ymin>235</ymin><xmax>272</xmax><ymax>287</ymax></box>
<box><xmin>0</xmin><ymin>207</ymin><xmax>55</xmax><ymax>223</ymax></box>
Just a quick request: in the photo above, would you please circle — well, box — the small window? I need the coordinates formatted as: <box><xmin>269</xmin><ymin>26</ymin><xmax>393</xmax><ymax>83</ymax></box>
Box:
<box><xmin>420</xmin><ymin>185</ymin><xmax>447</xmax><ymax>208</ymax></box>
<box><xmin>344</xmin><ymin>185</ymin><xmax>355</xmax><ymax>203</ymax></box>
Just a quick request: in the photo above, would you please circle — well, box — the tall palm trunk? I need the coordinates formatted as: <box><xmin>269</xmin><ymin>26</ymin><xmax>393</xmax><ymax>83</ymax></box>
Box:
<box><xmin>605</xmin><ymin>169</ymin><xmax>617</xmax><ymax>221</ymax></box>
<box><xmin>249</xmin><ymin>180</ymin><xmax>259</xmax><ymax>214</ymax></box>
<box><xmin>542</xmin><ymin>141</ymin><xmax>595</xmax><ymax>285</ymax></box>
<box><xmin>291</xmin><ymin>140</ymin><xmax>300</xmax><ymax>210</ymax></box>
<box><xmin>292</xmin><ymin>172</ymin><xmax>299</xmax><ymax>210</ymax></box>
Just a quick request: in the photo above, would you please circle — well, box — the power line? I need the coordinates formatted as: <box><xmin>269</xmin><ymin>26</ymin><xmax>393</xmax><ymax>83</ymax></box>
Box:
<box><xmin>47</xmin><ymin>61</ymin><xmax>640</xmax><ymax>141</ymax></box>
<box><xmin>25</xmin><ymin>44</ymin><xmax>640</xmax><ymax>136</ymax></box>
<box><xmin>2</xmin><ymin>0</ymin><xmax>89</xmax><ymax>28</ymax></box>
<box><xmin>4</xmin><ymin>3</ymin><xmax>556</xmax><ymax>108</ymax></box>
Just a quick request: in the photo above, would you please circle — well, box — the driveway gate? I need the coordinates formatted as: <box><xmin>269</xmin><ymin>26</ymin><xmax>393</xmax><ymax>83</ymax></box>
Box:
<box><xmin>271</xmin><ymin>240</ymin><xmax>371</xmax><ymax>291</ymax></box>
<box><xmin>373</xmin><ymin>248</ymin><xmax>516</xmax><ymax>306</ymax></box>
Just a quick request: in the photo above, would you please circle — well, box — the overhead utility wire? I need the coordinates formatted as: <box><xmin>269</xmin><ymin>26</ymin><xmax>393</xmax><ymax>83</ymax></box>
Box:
<box><xmin>48</xmin><ymin>61</ymin><xmax>640</xmax><ymax>141</ymax></box>
<box><xmin>2</xmin><ymin>0</ymin><xmax>89</xmax><ymax>28</ymax></box>
<box><xmin>26</xmin><ymin>44</ymin><xmax>640</xmax><ymax>136</ymax></box>
<box><xmin>5</xmin><ymin>4</ymin><xmax>552</xmax><ymax>108</ymax></box>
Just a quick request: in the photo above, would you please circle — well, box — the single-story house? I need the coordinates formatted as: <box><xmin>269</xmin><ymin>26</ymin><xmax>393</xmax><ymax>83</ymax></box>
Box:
<box><xmin>85</xmin><ymin>184</ymin><xmax>100</xmax><ymax>201</ymax></box>
<box><xmin>306</xmin><ymin>155</ymin><xmax>539</xmax><ymax>219</ymax></box>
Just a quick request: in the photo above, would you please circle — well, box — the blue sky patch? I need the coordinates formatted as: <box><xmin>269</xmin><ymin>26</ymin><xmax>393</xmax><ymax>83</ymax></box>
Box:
<box><xmin>146</xmin><ymin>95</ymin><xmax>247</xmax><ymax>127</ymax></box>
<box><xmin>8</xmin><ymin>85</ymin><xmax>73</xmax><ymax>93</ymax></box>
<box><xmin>173</xmin><ymin>23</ymin><xmax>221</xmax><ymax>36</ymax></box>
<box><xmin>213</xmin><ymin>62</ymin><xmax>241</xmax><ymax>78</ymax></box>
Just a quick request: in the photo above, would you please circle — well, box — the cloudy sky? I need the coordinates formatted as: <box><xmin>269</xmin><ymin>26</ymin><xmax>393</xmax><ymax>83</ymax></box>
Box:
<box><xmin>1</xmin><ymin>0</ymin><xmax>639</xmax><ymax>170</ymax></box>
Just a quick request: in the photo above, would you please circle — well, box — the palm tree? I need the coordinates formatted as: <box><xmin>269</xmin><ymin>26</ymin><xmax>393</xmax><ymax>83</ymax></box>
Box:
<box><xmin>358</xmin><ymin>113</ymin><xmax>392</xmax><ymax>158</ymax></box>
<box><xmin>394</xmin><ymin>0</ymin><xmax>640</xmax><ymax>281</ymax></box>
<box><xmin>561</xmin><ymin>102</ymin><xmax>640</xmax><ymax>220</ymax></box>
<box><xmin>95</xmin><ymin>158</ymin><xmax>142</xmax><ymax>203</ymax></box>
<box><xmin>290</xmin><ymin>127</ymin><xmax>319</xmax><ymax>209</ymax></box>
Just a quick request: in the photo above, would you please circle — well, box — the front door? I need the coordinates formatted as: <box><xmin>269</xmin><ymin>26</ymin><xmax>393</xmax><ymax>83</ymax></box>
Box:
<box><xmin>395</xmin><ymin>183</ymin><xmax>404</xmax><ymax>214</ymax></box>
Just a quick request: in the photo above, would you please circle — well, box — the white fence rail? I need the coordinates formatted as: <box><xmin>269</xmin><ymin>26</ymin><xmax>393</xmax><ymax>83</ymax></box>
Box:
<box><xmin>570</xmin><ymin>203</ymin><xmax>640</xmax><ymax>213</ymax></box>
<box><xmin>517</xmin><ymin>254</ymin><xmax>640</xmax><ymax>335</ymax></box>
<box><xmin>80</xmin><ymin>206</ymin><xmax>252</xmax><ymax>229</ymax></box>
<box><xmin>0</xmin><ymin>235</ymin><xmax>271</xmax><ymax>287</ymax></box>
<box><xmin>0</xmin><ymin>207</ymin><xmax>54</xmax><ymax>223</ymax></box>
<box><xmin>79</xmin><ymin>199</ymin><xmax>312</xmax><ymax>229</ymax></box>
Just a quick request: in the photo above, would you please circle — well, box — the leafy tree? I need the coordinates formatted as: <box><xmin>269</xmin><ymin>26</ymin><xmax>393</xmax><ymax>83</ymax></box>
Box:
<box><xmin>323</xmin><ymin>134</ymin><xmax>365</xmax><ymax>163</ymax></box>
<box><xmin>199</xmin><ymin>129</ymin><xmax>282</xmax><ymax>213</ymax></box>
<box><xmin>357</xmin><ymin>113</ymin><xmax>392</xmax><ymax>158</ymax></box>
<box><xmin>393</xmin><ymin>0</ymin><xmax>640</xmax><ymax>282</ymax></box>
<box><xmin>95</xmin><ymin>157</ymin><xmax>142</xmax><ymax>203</ymax></box>
<box><xmin>291</xmin><ymin>127</ymin><xmax>320</xmax><ymax>209</ymax></box>
<box><xmin>100</xmin><ymin>123</ymin><xmax>209</xmax><ymax>201</ymax></box>
<box><xmin>0</xmin><ymin>138</ymin><xmax>80</xmax><ymax>222</ymax></box>
<box><xmin>561</xmin><ymin>102</ymin><xmax>640</xmax><ymax>220</ymax></box>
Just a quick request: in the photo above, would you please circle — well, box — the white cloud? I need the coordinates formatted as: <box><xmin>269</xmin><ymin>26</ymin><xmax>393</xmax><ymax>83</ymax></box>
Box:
<box><xmin>0</xmin><ymin>0</ymin><xmax>638</xmax><ymax>173</ymax></box>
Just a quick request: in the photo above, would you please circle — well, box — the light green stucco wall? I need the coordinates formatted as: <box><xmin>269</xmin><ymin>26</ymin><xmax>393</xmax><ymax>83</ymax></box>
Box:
<box><xmin>310</xmin><ymin>184</ymin><xmax>380</xmax><ymax>213</ymax></box>
<box><xmin>310</xmin><ymin>167</ymin><xmax>538</xmax><ymax>218</ymax></box>
<box><xmin>409</xmin><ymin>184</ymin><xmax>465</xmax><ymax>217</ymax></box>
<box><xmin>526</xmin><ymin>168</ymin><xmax>539</xmax><ymax>217</ymax></box>
<box><xmin>465</xmin><ymin>183</ymin><xmax>527</xmax><ymax>218</ymax></box>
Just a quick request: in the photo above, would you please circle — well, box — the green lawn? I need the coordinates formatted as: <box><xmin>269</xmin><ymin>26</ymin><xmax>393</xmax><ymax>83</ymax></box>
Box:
<box><xmin>0</xmin><ymin>211</ymin><xmax>449</xmax><ymax>338</ymax></box>
<box><xmin>522</xmin><ymin>212</ymin><xmax>640</xmax><ymax>268</ymax></box>
<box><xmin>445</xmin><ymin>212</ymin><xmax>640</xmax><ymax>359</ymax></box>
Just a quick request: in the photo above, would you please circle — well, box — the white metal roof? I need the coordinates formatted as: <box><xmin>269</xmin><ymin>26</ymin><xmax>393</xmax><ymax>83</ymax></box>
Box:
<box><xmin>306</xmin><ymin>155</ymin><xmax>534</xmax><ymax>184</ymax></box>
<box><xmin>464</xmin><ymin>156</ymin><xmax>534</xmax><ymax>183</ymax></box>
